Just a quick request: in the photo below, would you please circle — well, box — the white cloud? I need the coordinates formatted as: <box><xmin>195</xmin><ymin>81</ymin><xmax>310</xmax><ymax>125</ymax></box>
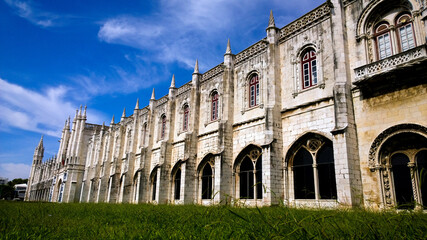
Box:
<box><xmin>97</xmin><ymin>0</ymin><xmax>324</xmax><ymax>72</ymax></box>
<box><xmin>0</xmin><ymin>78</ymin><xmax>105</xmax><ymax>137</ymax></box>
<box><xmin>4</xmin><ymin>0</ymin><xmax>60</xmax><ymax>27</ymax></box>
<box><xmin>0</xmin><ymin>163</ymin><xmax>32</xmax><ymax>180</ymax></box>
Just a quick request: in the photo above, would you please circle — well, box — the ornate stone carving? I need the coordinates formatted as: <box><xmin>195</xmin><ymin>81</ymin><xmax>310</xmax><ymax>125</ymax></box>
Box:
<box><xmin>279</xmin><ymin>2</ymin><xmax>331</xmax><ymax>41</ymax></box>
<box><xmin>201</xmin><ymin>64</ymin><xmax>224</xmax><ymax>83</ymax></box>
<box><xmin>355</xmin><ymin>45</ymin><xmax>427</xmax><ymax>81</ymax></box>
<box><xmin>235</xmin><ymin>40</ymin><xmax>268</xmax><ymax>65</ymax></box>
<box><xmin>177</xmin><ymin>83</ymin><xmax>191</xmax><ymax>96</ymax></box>
<box><xmin>368</xmin><ymin>123</ymin><xmax>427</xmax><ymax>170</ymax></box>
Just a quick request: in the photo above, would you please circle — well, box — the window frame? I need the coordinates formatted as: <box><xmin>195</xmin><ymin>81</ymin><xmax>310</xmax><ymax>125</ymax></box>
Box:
<box><xmin>374</xmin><ymin>23</ymin><xmax>393</xmax><ymax>60</ymax></box>
<box><xmin>249</xmin><ymin>74</ymin><xmax>259</xmax><ymax>108</ymax></box>
<box><xmin>183</xmin><ymin>105</ymin><xmax>189</xmax><ymax>131</ymax></box>
<box><xmin>301</xmin><ymin>49</ymin><xmax>317</xmax><ymax>89</ymax></box>
<box><xmin>395</xmin><ymin>14</ymin><xmax>416</xmax><ymax>52</ymax></box>
<box><xmin>211</xmin><ymin>91</ymin><xmax>219</xmax><ymax>121</ymax></box>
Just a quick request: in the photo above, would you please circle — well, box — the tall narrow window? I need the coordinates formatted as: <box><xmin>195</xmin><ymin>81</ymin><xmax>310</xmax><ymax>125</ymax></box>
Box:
<box><xmin>160</xmin><ymin>115</ymin><xmax>166</xmax><ymax>139</ymax></box>
<box><xmin>151</xmin><ymin>170</ymin><xmax>157</xmax><ymax>201</ymax></box>
<box><xmin>293</xmin><ymin>148</ymin><xmax>315</xmax><ymax>199</ymax></box>
<box><xmin>249</xmin><ymin>74</ymin><xmax>259</xmax><ymax>107</ymax></box>
<box><xmin>174</xmin><ymin>168</ymin><xmax>181</xmax><ymax>200</ymax></box>
<box><xmin>142</xmin><ymin>123</ymin><xmax>147</xmax><ymax>146</ymax></box>
<box><xmin>201</xmin><ymin>164</ymin><xmax>213</xmax><ymax>199</ymax></box>
<box><xmin>376</xmin><ymin>23</ymin><xmax>392</xmax><ymax>60</ymax></box>
<box><xmin>240</xmin><ymin>157</ymin><xmax>254</xmax><ymax>199</ymax></box>
<box><xmin>416</xmin><ymin>150</ymin><xmax>427</xmax><ymax>208</ymax></box>
<box><xmin>183</xmin><ymin>105</ymin><xmax>189</xmax><ymax>131</ymax></box>
<box><xmin>391</xmin><ymin>153</ymin><xmax>414</xmax><ymax>209</ymax></box>
<box><xmin>58</xmin><ymin>181</ymin><xmax>64</xmax><ymax>202</ymax></box>
<box><xmin>396</xmin><ymin>14</ymin><xmax>415</xmax><ymax>52</ymax></box>
<box><xmin>211</xmin><ymin>91</ymin><xmax>219</xmax><ymax>121</ymax></box>
<box><xmin>301</xmin><ymin>49</ymin><xmax>317</xmax><ymax>89</ymax></box>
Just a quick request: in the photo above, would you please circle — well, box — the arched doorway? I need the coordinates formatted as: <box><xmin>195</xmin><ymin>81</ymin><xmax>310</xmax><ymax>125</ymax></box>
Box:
<box><xmin>234</xmin><ymin>145</ymin><xmax>263</xmax><ymax>200</ymax></box>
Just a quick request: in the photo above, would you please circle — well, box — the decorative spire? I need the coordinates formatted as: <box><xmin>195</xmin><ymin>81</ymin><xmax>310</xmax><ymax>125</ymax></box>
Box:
<box><xmin>37</xmin><ymin>135</ymin><xmax>44</xmax><ymax>149</ymax></box>
<box><xmin>193</xmin><ymin>59</ymin><xmax>199</xmax><ymax>74</ymax></box>
<box><xmin>225</xmin><ymin>39</ymin><xmax>232</xmax><ymax>54</ymax></box>
<box><xmin>170</xmin><ymin>74</ymin><xmax>176</xmax><ymax>88</ymax></box>
<box><xmin>110</xmin><ymin>115</ymin><xmax>115</xmax><ymax>125</ymax></box>
<box><xmin>83</xmin><ymin>105</ymin><xmax>87</xmax><ymax>118</ymax></box>
<box><xmin>268</xmin><ymin>10</ymin><xmax>276</xmax><ymax>29</ymax></box>
<box><xmin>121</xmin><ymin>108</ymin><xmax>126</xmax><ymax>119</ymax></box>
<box><xmin>151</xmin><ymin>88</ymin><xmax>155</xmax><ymax>100</ymax></box>
<box><xmin>79</xmin><ymin>105</ymin><xmax>83</xmax><ymax>116</ymax></box>
<box><xmin>74</xmin><ymin>109</ymin><xmax>78</xmax><ymax>120</ymax></box>
<box><xmin>135</xmin><ymin>98</ymin><xmax>139</xmax><ymax>110</ymax></box>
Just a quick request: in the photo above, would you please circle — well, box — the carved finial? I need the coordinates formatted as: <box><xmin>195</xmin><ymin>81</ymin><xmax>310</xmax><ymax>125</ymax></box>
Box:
<box><xmin>170</xmin><ymin>74</ymin><xmax>176</xmax><ymax>88</ymax></box>
<box><xmin>83</xmin><ymin>105</ymin><xmax>87</xmax><ymax>118</ymax></box>
<box><xmin>102</xmin><ymin>122</ymin><xmax>105</xmax><ymax>128</ymax></box>
<box><xmin>226</xmin><ymin>38</ymin><xmax>232</xmax><ymax>54</ymax></box>
<box><xmin>194</xmin><ymin>59</ymin><xmax>199</xmax><ymax>74</ymax></box>
<box><xmin>268</xmin><ymin>10</ymin><xmax>276</xmax><ymax>29</ymax></box>
<box><xmin>151</xmin><ymin>88</ymin><xmax>155</xmax><ymax>100</ymax></box>
<box><xmin>74</xmin><ymin>109</ymin><xmax>78</xmax><ymax>119</ymax></box>
<box><xmin>37</xmin><ymin>135</ymin><xmax>44</xmax><ymax>148</ymax></box>
<box><xmin>135</xmin><ymin>99</ymin><xmax>139</xmax><ymax>110</ymax></box>
<box><xmin>121</xmin><ymin>108</ymin><xmax>126</xmax><ymax>119</ymax></box>
<box><xmin>110</xmin><ymin>115</ymin><xmax>115</xmax><ymax>125</ymax></box>
<box><xmin>79</xmin><ymin>105</ymin><xmax>83</xmax><ymax>116</ymax></box>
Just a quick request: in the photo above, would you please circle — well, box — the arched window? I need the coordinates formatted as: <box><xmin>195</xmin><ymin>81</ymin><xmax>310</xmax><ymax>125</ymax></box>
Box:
<box><xmin>236</xmin><ymin>147</ymin><xmax>262</xmax><ymax>200</ymax></box>
<box><xmin>201</xmin><ymin>163</ymin><xmax>213</xmax><ymax>199</ymax></box>
<box><xmin>211</xmin><ymin>91</ymin><xmax>219</xmax><ymax>121</ymax></box>
<box><xmin>301</xmin><ymin>49</ymin><xmax>317</xmax><ymax>89</ymax></box>
<box><xmin>291</xmin><ymin>137</ymin><xmax>337</xmax><ymax>200</ymax></box>
<box><xmin>151</xmin><ymin>169</ymin><xmax>157</xmax><ymax>201</ymax></box>
<box><xmin>375</xmin><ymin>23</ymin><xmax>392</xmax><ymax>60</ymax></box>
<box><xmin>183</xmin><ymin>105</ymin><xmax>189</xmax><ymax>131</ymax></box>
<box><xmin>249</xmin><ymin>74</ymin><xmax>259</xmax><ymax>107</ymax></box>
<box><xmin>174</xmin><ymin>167</ymin><xmax>181</xmax><ymax>200</ymax></box>
<box><xmin>160</xmin><ymin>115</ymin><xmax>166</xmax><ymax>139</ymax></box>
<box><xmin>396</xmin><ymin>14</ymin><xmax>415</xmax><ymax>52</ymax></box>
<box><xmin>376</xmin><ymin>130</ymin><xmax>427</xmax><ymax>209</ymax></box>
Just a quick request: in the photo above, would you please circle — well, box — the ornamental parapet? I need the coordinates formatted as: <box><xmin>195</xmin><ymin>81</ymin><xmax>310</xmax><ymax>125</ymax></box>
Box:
<box><xmin>354</xmin><ymin>45</ymin><xmax>427</xmax><ymax>84</ymax></box>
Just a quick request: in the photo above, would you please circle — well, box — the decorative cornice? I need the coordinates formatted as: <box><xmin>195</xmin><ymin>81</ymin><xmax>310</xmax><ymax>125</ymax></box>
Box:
<box><xmin>201</xmin><ymin>63</ymin><xmax>224</xmax><ymax>83</ymax></box>
<box><xmin>235</xmin><ymin>40</ymin><xmax>268</xmax><ymax>65</ymax></box>
<box><xmin>279</xmin><ymin>2</ymin><xmax>331</xmax><ymax>41</ymax></box>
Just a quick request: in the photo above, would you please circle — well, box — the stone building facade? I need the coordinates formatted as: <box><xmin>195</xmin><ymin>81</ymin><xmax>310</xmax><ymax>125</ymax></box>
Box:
<box><xmin>26</xmin><ymin>0</ymin><xmax>427</xmax><ymax>209</ymax></box>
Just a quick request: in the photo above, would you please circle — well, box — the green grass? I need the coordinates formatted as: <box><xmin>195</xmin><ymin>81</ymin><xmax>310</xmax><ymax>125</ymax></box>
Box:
<box><xmin>1</xmin><ymin>201</ymin><xmax>426</xmax><ymax>239</ymax></box>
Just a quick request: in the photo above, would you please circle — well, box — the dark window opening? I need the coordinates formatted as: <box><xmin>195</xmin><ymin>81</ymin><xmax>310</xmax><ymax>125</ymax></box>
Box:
<box><xmin>256</xmin><ymin>158</ymin><xmax>263</xmax><ymax>199</ymax></box>
<box><xmin>240</xmin><ymin>157</ymin><xmax>254</xmax><ymax>199</ymax></box>
<box><xmin>317</xmin><ymin>144</ymin><xmax>337</xmax><ymax>199</ymax></box>
<box><xmin>151</xmin><ymin>171</ymin><xmax>157</xmax><ymax>201</ymax></box>
<box><xmin>174</xmin><ymin>168</ymin><xmax>181</xmax><ymax>200</ymax></box>
<box><xmin>416</xmin><ymin>150</ymin><xmax>427</xmax><ymax>208</ymax></box>
<box><xmin>391</xmin><ymin>153</ymin><xmax>414</xmax><ymax>209</ymax></box>
<box><xmin>293</xmin><ymin>148</ymin><xmax>315</xmax><ymax>199</ymax></box>
<box><xmin>202</xmin><ymin>164</ymin><xmax>213</xmax><ymax>199</ymax></box>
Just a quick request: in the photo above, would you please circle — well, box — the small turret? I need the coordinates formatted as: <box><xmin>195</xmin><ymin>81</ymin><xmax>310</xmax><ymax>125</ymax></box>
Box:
<box><xmin>121</xmin><ymin>108</ymin><xmax>126</xmax><ymax>121</ymax></box>
<box><xmin>135</xmin><ymin>99</ymin><xmax>139</xmax><ymax>110</ymax></box>
<box><xmin>169</xmin><ymin>74</ymin><xmax>177</xmax><ymax>98</ymax></box>
<box><xmin>192</xmin><ymin>60</ymin><xmax>201</xmax><ymax>88</ymax></box>
<box><xmin>83</xmin><ymin>105</ymin><xmax>87</xmax><ymax>119</ymax></box>
<box><xmin>224</xmin><ymin>39</ymin><xmax>234</xmax><ymax>67</ymax></box>
<box><xmin>266</xmin><ymin>10</ymin><xmax>279</xmax><ymax>44</ymax></box>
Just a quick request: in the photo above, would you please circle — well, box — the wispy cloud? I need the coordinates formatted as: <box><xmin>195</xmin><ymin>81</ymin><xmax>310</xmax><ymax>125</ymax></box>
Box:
<box><xmin>0</xmin><ymin>78</ymin><xmax>105</xmax><ymax>137</ymax></box>
<box><xmin>4</xmin><ymin>0</ymin><xmax>60</xmax><ymax>27</ymax></box>
<box><xmin>0</xmin><ymin>163</ymin><xmax>31</xmax><ymax>180</ymax></box>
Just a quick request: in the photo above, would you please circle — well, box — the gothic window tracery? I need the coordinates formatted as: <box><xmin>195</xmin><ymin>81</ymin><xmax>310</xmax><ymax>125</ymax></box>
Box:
<box><xmin>377</xmin><ymin>132</ymin><xmax>427</xmax><ymax>209</ymax></box>
<box><xmin>289</xmin><ymin>135</ymin><xmax>336</xmax><ymax>200</ymax></box>
<box><xmin>235</xmin><ymin>146</ymin><xmax>263</xmax><ymax>200</ymax></box>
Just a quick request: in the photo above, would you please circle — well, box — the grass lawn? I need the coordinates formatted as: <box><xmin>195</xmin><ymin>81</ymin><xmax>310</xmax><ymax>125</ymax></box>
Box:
<box><xmin>1</xmin><ymin>201</ymin><xmax>426</xmax><ymax>239</ymax></box>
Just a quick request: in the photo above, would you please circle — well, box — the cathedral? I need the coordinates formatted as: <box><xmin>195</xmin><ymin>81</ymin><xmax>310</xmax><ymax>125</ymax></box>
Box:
<box><xmin>26</xmin><ymin>0</ymin><xmax>427</xmax><ymax>209</ymax></box>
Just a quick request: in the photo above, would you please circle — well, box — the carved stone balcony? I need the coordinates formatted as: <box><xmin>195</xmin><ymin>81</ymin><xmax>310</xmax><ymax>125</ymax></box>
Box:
<box><xmin>354</xmin><ymin>44</ymin><xmax>427</xmax><ymax>86</ymax></box>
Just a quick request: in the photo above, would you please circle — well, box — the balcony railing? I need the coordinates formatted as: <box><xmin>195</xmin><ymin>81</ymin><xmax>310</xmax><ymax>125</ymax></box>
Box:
<box><xmin>354</xmin><ymin>45</ymin><xmax>427</xmax><ymax>83</ymax></box>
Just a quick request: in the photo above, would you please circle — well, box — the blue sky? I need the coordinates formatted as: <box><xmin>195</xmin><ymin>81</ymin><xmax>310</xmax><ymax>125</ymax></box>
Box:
<box><xmin>0</xmin><ymin>0</ymin><xmax>325</xmax><ymax>180</ymax></box>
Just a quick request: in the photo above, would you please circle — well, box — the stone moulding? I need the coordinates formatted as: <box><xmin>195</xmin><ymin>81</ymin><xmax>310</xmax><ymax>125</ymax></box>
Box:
<box><xmin>354</xmin><ymin>45</ymin><xmax>427</xmax><ymax>83</ymax></box>
<box><xmin>279</xmin><ymin>2</ymin><xmax>332</xmax><ymax>42</ymax></box>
